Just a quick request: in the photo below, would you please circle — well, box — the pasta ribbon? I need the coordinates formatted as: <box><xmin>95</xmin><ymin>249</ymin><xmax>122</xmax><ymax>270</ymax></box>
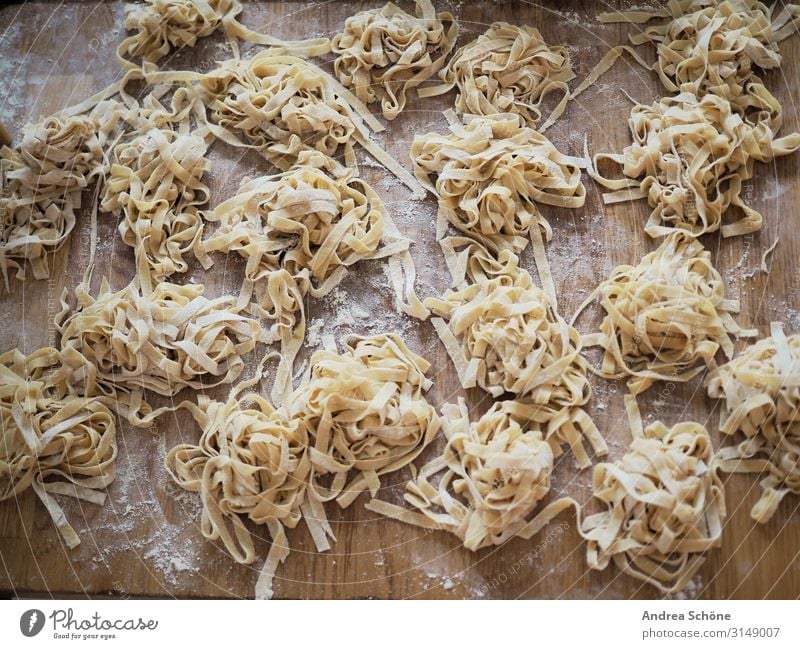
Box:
<box><xmin>0</xmin><ymin>347</ymin><xmax>117</xmax><ymax>549</ymax></box>
<box><xmin>411</xmin><ymin>113</ymin><xmax>586</xmax><ymax>306</ymax></box>
<box><xmin>332</xmin><ymin>0</ymin><xmax>457</xmax><ymax>120</ymax></box>
<box><xmin>575</xmin><ymin>231</ymin><xmax>754</xmax><ymax>395</ymax></box>
<box><xmin>420</xmin><ymin>22</ymin><xmax>574</xmax><ymax>131</ymax></box>
<box><xmin>118</xmin><ymin>0</ymin><xmax>331</xmax><ymax>71</ymax></box>
<box><xmin>200</xmin><ymin>150</ymin><xmax>428</xmax><ymax>401</ymax></box>
<box><xmin>427</xmin><ymin>238</ymin><xmax>605</xmax><ymax>468</ymax></box>
<box><xmin>588</xmin><ymin>90</ymin><xmax>800</xmax><ymax>238</ymax></box>
<box><xmin>582</xmin><ymin>403</ymin><xmax>726</xmax><ymax>594</ymax></box>
<box><xmin>366</xmin><ymin>398</ymin><xmax>580</xmax><ymax>551</ymax></box>
<box><xmin>706</xmin><ymin>323</ymin><xmax>800</xmax><ymax>523</ymax></box>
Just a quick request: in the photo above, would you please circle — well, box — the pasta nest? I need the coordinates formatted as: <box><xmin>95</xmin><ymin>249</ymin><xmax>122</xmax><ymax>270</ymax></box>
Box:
<box><xmin>55</xmin><ymin>279</ymin><xmax>265</xmax><ymax>423</ymax></box>
<box><xmin>0</xmin><ymin>106</ymin><xmax>115</xmax><ymax>286</ymax></box>
<box><xmin>331</xmin><ymin>0</ymin><xmax>457</xmax><ymax>120</ymax></box>
<box><xmin>0</xmin><ymin>346</ymin><xmax>117</xmax><ymax>549</ymax></box>
<box><xmin>427</xmin><ymin>244</ymin><xmax>589</xmax><ymax>405</ymax></box>
<box><xmin>202</xmin><ymin>151</ymin><xmax>383</xmax><ymax>292</ymax></box>
<box><xmin>102</xmin><ymin>127</ymin><xmax>210</xmax><ymax>282</ymax></box>
<box><xmin>646</xmin><ymin>0</ymin><xmax>781</xmax><ymax>101</ymax></box>
<box><xmin>366</xmin><ymin>397</ymin><xmax>587</xmax><ymax>550</ymax></box>
<box><xmin>706</xmin><ymin>324</ymin><xmax>800</xmax><ymax>523</ymax></box>
<box><xmin>166</xmin><ymin>392</ymin><xmax>309</xmax><ymax>564</ymax></box>
<box><xmin>435</xmin><ymin>22</ymin><xmax>574</xmax><ymax>128</ymax></box>
<box><xmin>406</xmin><ymin>399</ymin><xmax>555</xmax><ymax>551</ymax></box>
<box><xmin>617</xmin><ymin>91</ymin><xmax>797</xmax><ymax>237</ymax></box>
<box><xmin>411</xmin><ymin>114</ymin><xmax>585</xmax><ymax>253</ymax></box>
<box><xmin>582</xmin><ymin>231</ymin><xmax>749</xmax><ymax>395</ymax></box>
<box><xmin>285</xmin><ymin>333</ymin><xmax>440</xmax><ymax>508</ymax></box>
<box><xmin>582</xmin><ymin>418</ymin><xmax>725</xmax><ymax>593</ymax></box>
<box><xmin>120</xmin><ymin>0</ymin><xmax>238</xmax><ymax>67</ymax></box>
<box><xmin>202</xmin><ymin>54</ymin><xmax>366</xmax><ymax>167</ymax></box>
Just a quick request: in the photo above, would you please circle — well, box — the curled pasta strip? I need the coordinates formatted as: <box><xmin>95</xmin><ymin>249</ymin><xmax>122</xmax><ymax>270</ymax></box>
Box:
<box><xmin>600</xmin><ymin>1</ymin><xmax>800</xmax><ymax>110</ymax></box>
<box><xmin>54</xmin><ymin>277</ymin><xmax>266</xmax><ymax>425</ymax></box>
<box><xmin>331</xmin><ymin>0</ymin><xmax>457</xmax><ymax>121</ymax></box>
<box><xmin>166</xmin><ymin>386</ymin><xmax>312</xmax><ymax>600</ymax></box>
<box><xmin>428</xmin><ymin>238</ymin><xmax>605</xmax><ymax>467</ymax></box>
<box><xmin>575</xmin><ymin>231</ymin><xmax>753</xmax><ymax>396</ymax></box>
<box><xmin>118</xmin><ymin>0</ymin><xmax>330</xmax><ymax>71</ymax></box>
<box><xmin>167</xmin><ymin>332</ymin><xmax>437</xmax><ymax>598</ymax></box>
<box><xmin>0</xmin><ymin>347</ymin><xmax>117</xmax><ymax>549</ymax></box>
<box><xmin>366</xmin><ymin>398</ymin><xmax>580</xmax><ymax>551</ymax></box>
<box><xmin>101</xmin><ymin>126</ymin><xmax>211</xmax><ymax>285</ymax></box>
<box><xmin>0</xmin><ymin>102</ymin><xmax>119</xmax><ymax>288</ymax></box>
<box><xmin>200</xmin><ymin>51</ymin><xmax>424</xmax><ymax>195</ymax></box>
<box><xmin>706</xmin><ymin>323</ymin><xmax>800</xmax><ymax>523</ymax></box>
<box><xmin>411</xmin><ymin>113</ymin><xmax>586</xmax><ymax>305</ymax></box>
<box><xmin>286</xmin><ymin>333</ymin><xmax>440</xmax><ymax>510</ymax></box>
<box><xmin>421</xmin><ymin>22</ymin><xmax>574</xmax><ymax>131</ymax></box>
<box><xmin>589</xmin><ymin>90</ymin><xmax>800</xmax><ymax>238</ymax></box>
<box><xmin>201</xmin><ymin>150</ymin><xmax>427</xmax><ymax>401</ymax></box>
<box><xmin>581</xmin><ymin>405</ymin><xmax>725</xmax><ymax>593</ymax></box>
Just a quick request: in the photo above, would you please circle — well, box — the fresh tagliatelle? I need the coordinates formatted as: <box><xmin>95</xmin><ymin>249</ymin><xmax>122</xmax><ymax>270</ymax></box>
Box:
<box><xmin>118</xmin><ymin>0</ymin><xmax>331</xmax><ymax>71</ymax></box>
<box><xmin>331</xmin><ymin>0</ymin><xmax>457</xmax><ymax>121</ymax></box>
<box><xmin>588</xmin><ymin>90</ymin><xmax>800</xmax><ymax>238</ymax></box>
<box><xmin>200</xmin><ymin>51</ymin><xmax>424</xmax><ymax>195</ymax></box>
<box><xmin>167</xmin><ymin>332</ymin><xmax>439</xmax><ymax>599</ymax></box>
<box><xmin>285</xmin><ymin>334</ymin><xmax>440</xmax><ymax>510</ymax></box>
<box><xmin>426</xmin><ymin>238</ymin><xmax>605</xmax><ymax>468</ymax></box>
<box><xmin>411</xmin><ymin>112</ymin><xmax>586</xmax><ymax>306</ymax></box>
<box><xmin>101</xmin><ymin>125</ymin><xmax>211</xmax><ymax>285</ymax></box>
<box><xmin>581</xmin><ymin>398</ymin><xmax>726</xmax><ymax>593</ymax></box>
<box><xmin>199</xmin><ymin>150</ymin><xmax>428</xmax><ymax>402</ymax></box>
<box><xmin>575</xmin><ymin>231</ymin><xmax>754</xmax><ymax>395</ymax></box>
<box><xmin>166</xmin><ymin>373</ymin><xmax>311</xmax><ymax>600</ymax></box>
<box><xmin>54</xmin><ymin>275</ymin><xmax>266</xmax><ymax>425</ymax></box>
<box><xmin>420</xmin><ymin>22</ymin><xmax>574</xmax><ymax>131</ymax></box>
<box><xmin>366</xmin><ymin>398</ymin><xmax>580</xmax><ymax>551</ymax></box>
<box><xmin>0</xmin><ymin>102</ymin><xmax>120</xmax><ymax>289</ymax></box>
<box><xmin>599</xmin><ymin>0</ymin><xmax>800</xmax><ymax>110</ymax></box>
<box><xmin>0</xmin><ymin>346</ymin><xmax>117</xmax><ymax>549</ymax></box>
<box><xmin>706</xmin><ymin>323</ymin><xmax>800</xmax><ymax>523</ymax></box>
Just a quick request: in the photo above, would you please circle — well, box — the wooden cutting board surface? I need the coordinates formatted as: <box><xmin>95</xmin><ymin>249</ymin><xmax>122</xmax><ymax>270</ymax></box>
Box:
<box><xmin>1</xmin><ymin>0</ymin><xmax>798</xmax><ymax>599</ymax></box>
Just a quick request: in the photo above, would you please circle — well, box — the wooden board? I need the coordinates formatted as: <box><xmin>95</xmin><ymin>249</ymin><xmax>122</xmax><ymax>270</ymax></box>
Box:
<box><xmin>1</xmin><ymin>0</ymin><xmax>798</xmax><ymax>600</ymax></box>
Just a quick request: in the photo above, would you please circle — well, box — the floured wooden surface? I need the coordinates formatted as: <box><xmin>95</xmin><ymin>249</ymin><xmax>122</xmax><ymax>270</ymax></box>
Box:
<box><xmin>0</xmin><ymin>0</ymin><xmax>798</xmax><ymax>599</ymax></box>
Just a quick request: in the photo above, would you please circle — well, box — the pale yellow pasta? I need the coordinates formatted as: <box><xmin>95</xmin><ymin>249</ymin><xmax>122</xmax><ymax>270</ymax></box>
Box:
<box><xmin>166</xmin><ymin>384</ymin><xmax>312</xmax><ymax>600</ymax></box>
<box><xmin>200</xmin><ymin>51</ymin><xmax>423</xmax><ymax>195</ymax></box>
<box><xmin>421</xmin><ymin>22</ymin><xmax>574</xmax><ymax>131</ymax></box>
<box><xmin>427</xmin><ymin>238</ymin><xmax>605</xmax><ymax>468</ymax></box>
<box><xmin>0</xmin><ymin>346</ymin><xmax>117</xmax><ymax>549</ymax></box>
<box><xmin>600</xmin><ymin>0</ymin><xmax>800</xmax><ymax>113</ymax></box>
<box><xmin>332</xmin><ymin>0</ymin><xmax>457</xmax><ymax>120</ymax></box>
<box><xmin>0</xmin><ymin>102</ymin><xmax>120</xmax><ymax>288</ymax></box>
<box><xmin>366</xmin><ymin>398</ymin><xmax>579</xmax><ymax>551</ymax></box>
<box><xmin>581</xmin><ymin>409</ymin><xmax>725</xmax><ymax>594</ymax></box>
<box><xmin>706</xmin><ymin>323</ymin><xmax>800</xmax><ymax>523</ymax></box>
<box><xmin>200</xmin><ymin>150</ymin><xmax>427</xmax><ymax>402</ymax></box>
<box><xmin>589</xmin><ymin>90</ymin><xmax>800</xmax><ymax>238</ymax></box>
<box><xmin>54</xmin><ymin>277</ymin><xmax>266</xmax><ymax>425</ymax></box>
<box><xmin>411</xmin><ymin>112</ymin><xmax>586</xmax><ymax>305</ymax></box>
<box><xmin>166</xmin><ymin>332</ymin><xmax>438</xmax><ymax>598</ymax></box>
<box><xmin>575</xmin><ymin>231</ymin><xmax>753</xmax><ymax>395</ymax></box>
<box><xmin>101</xmin><ymin>126</ymin><xmax>211</xmax><ymax>284</ymax></box>
<box><xmin>118</xmin><ymin>0</ymin><xmax>330</xmax><ymax>70</ymax></box>
<box><xmin>285</xmin><ymin>333</ymin><xmax>440</xmax><ymax>510</ymax></box>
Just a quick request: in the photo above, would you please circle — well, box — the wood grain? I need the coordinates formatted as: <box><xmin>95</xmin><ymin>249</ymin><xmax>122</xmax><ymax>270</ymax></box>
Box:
<box><xmin>0</xmin><ymin>0</ymin><xmax>798</xmax><ymax>600</ymax></box>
